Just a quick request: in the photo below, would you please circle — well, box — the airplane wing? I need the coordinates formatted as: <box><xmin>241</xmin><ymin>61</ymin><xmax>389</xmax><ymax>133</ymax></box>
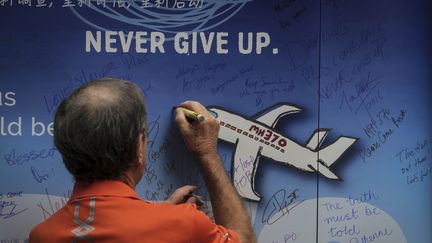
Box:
<box><xmin>307</xmin><ymin>162</ymin><xmax>339</xmax><ymax>180</ymax></box>
<box><xmin>231</xmin><ymin>138</ymin><xmax>262</xmax><ymax>202</ymax></box>
<box><xmin>253</xmin><ymin>103</ymin><xmax>302</xmax><ymax>128</ymax></box>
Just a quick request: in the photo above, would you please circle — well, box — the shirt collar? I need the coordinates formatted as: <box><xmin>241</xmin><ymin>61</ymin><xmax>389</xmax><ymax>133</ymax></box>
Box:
<box><xmin>70</xmin><ymin>180</ymin><xmax>142</xmax><ymax>201</ymax></box>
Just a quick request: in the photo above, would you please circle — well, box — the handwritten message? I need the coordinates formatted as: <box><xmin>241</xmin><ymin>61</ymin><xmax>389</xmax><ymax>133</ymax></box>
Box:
<box><xmin>258</xmin><ymin>194</ymin><xmax>406</xmax><ymax>242</ymax></box>
<box><xmin>358</xmin><ymin>108</ymin><xmax>407</xmax><ymax>162</ymax></box>
<box><xmin>0</xmin><ymin>191</ymin><xmax>28</xmax><ymax>220</ymax></box>
<box><xmin>142</xmin><ymin>116</ymin><xmax>175</xmax><ymax>201</ymax></box>
<box><xmin>320</xmin><ymin>190</ymin><xmax>392</xmax><ymax>243</ymax></box>
<box><xmin>323</xmin><ymin>23</ymin><xmax>387</xmax><ymax>118</ymax></box>
<box><xmin>273</xmin><ymin>0</ymin><xmax>310</xmax><ymax>30</ymax></box>
<box><xmin>395</xmin><ymin>137</ymin><xmax>432</xmax><ymax>185</ymax></box>
<box><xmin>44</xmin><ymin>53</ymin><xmax>152</xmax><ymax>116</ymax></box>
<box><xmin>0</xmin><ymin>192</ymin><xmax>71</xmax><ymax>240</ymax></box>
<box><xmin>141</xmin><ymin>114</ymin><xmax>214</xmax><ymax>206</ymax></box>
<box><xmin>177</xmin><ymin>61</ymin><xmax>296</xmax><ymax>108</ymax></box>
<box><xmin>239</xmin><ymin>76</ymin><xmax>296</xmax><ymax>108</ymax></box>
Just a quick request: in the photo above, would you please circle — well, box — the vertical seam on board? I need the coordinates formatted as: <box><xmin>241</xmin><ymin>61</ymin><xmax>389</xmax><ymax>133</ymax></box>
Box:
<box><xmin>316</xmin><ymin>0</ymin><xmax>323</xmax><ymax>242</ymax></box>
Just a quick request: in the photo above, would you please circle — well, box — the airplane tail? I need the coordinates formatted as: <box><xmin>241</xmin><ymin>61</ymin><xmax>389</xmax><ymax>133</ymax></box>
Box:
<box><xmin>307</xmin><ymin>135</ymin><xmax>357</xmax><ymax>180</ymax></box>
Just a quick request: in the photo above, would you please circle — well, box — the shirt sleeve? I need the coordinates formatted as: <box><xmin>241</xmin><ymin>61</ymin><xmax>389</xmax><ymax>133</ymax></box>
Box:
<box><xmin>191</xmin><ymin>205</ymin><xmax>241</xmax><ymax>243</ymax></box>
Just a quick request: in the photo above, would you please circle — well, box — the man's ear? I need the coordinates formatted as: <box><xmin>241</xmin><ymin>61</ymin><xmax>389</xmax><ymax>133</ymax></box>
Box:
<box><xmin>136</xmin><ymin>133</ymin><xmax>146</xmax><ymax>165</ymax></box>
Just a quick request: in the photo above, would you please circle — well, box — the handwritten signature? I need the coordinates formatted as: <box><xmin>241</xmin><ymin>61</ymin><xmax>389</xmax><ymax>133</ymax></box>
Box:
<box><xmin>147</xmin><ymin>115</ymin><xmax>171</xmax><ymax>163</ymax></box>
<box><xmin>0</xmin><ymin>200</ymin><xmax>28</xmax><ymax>220</ymax></box>
<box><xmin>262</xmin><ymin>188</ymin><xmax>304</xmax><ymax>225</ymax></box>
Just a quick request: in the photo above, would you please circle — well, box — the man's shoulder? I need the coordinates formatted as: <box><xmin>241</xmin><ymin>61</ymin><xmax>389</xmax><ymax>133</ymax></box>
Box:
<box><xmin>29</xmin><ymin>220</ymin><xmax>48</xmax><ymax>241</ymax></box>
<box><xmin>28</xmin><ymin>206</ymin><xmax>69</xmax><ymax>242</ymax></box>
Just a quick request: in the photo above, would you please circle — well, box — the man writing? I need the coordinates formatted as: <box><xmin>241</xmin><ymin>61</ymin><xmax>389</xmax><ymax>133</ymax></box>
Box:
<box><xmin>29</xmin><ymin>78</ymin><xmax>256</xmax><ymax>243</ymax></box>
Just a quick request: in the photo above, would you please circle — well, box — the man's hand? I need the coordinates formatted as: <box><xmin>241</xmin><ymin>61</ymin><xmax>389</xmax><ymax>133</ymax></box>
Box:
<box><xmin>175</xmin><ymin>101</ymin><xmax>219</xmax><ymax>161</ymax></box>
<box><xmin>164</xmin><ymin>185</ymin><xmax>204</xmax><ymax>207</ymax></box>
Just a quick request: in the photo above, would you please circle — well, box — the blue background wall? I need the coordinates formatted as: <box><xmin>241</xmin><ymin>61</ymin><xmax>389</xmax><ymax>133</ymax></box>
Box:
<box><xmin>0</xmin><ymin>0</ymin><xmax>430</xmax><ymax>242</ymax></box>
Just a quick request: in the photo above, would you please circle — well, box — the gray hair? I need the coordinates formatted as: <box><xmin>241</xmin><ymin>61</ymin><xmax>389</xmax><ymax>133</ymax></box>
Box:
<box><xmin>54</xmin><ymin>78</ymin><xmax>147</xmax><ymax>182</ymax></box>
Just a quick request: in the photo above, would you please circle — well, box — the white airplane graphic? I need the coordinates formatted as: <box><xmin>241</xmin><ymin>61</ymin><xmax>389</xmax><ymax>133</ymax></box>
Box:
<box><xmin>208</xmin><ymin>103</ymin><xmax>357</xmax><ymax>202</ymax></box>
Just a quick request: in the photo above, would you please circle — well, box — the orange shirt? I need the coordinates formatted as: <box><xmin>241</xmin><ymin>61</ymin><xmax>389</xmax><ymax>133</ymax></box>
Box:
<box><xmin>29</xmin><ymin>180</ymin><xmax>239</xmax><ymax>243</ymax></box>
